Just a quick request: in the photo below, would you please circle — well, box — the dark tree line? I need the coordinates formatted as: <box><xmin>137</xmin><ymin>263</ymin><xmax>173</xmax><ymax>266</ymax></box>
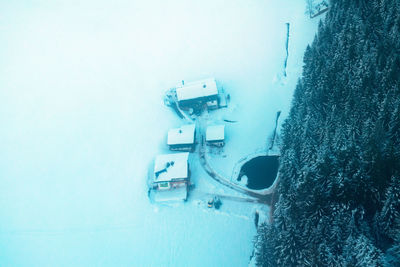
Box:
<box><xmin>255</xmin><ymin>0</ymin><xmax>400</xmax><ymax>266</ymax></box>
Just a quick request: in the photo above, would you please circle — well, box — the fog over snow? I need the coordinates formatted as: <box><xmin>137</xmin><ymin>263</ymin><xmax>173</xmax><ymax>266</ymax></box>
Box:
<box><xmin>0</xmin><ymin>0</ymin><xmax>319</xmax><ymax>266</ymax></box>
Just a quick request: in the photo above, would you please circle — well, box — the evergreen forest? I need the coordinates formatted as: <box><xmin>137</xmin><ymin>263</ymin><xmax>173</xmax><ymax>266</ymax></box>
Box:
<box><xmin>255</xmin><ymin>0</ymin><xmax>400</xmax><ymax>265</ymax></box>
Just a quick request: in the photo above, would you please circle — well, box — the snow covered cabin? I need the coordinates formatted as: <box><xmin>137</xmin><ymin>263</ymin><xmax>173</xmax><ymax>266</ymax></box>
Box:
<box><xmin>167</xmin><ymin>124</ymin><xmax>196</xmax><ymax>151</ymax></box>
<box><xmin>176</xmin><ymin>78</ymin><xmax>219</xmax><ymax>109</ymax></box>
<box><xmin>206</xmin><ymin>125</ymin><xmax>225</xmax><ymax>147</ymax></box>
<box><xmin>153</xmin><ymin>152</ymin><xmax>190</xmax><ymax>197</ymax></box>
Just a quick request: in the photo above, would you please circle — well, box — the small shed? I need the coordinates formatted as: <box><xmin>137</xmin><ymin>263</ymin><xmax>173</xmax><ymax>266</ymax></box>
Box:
<box><xmin>167</xmin><ymin>124</ymin><xmax>196</xmax><ymax>151</ymax></box>
<box><xmin>176</xmin><ymin>78</ymin><xmax>219</xmax><ymax>108</ymax></box>
<box><xmin>206</xmin><ymin>125</ymin><xmax>225</xmax><ymax>147</ymax></box>
<box><xmin>153</xmin><ymin>152</ymin><xmax>190</xmax><ymax>194</ymax></box>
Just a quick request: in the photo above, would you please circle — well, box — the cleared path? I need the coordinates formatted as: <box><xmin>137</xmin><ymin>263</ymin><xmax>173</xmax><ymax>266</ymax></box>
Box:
<box><xmin>198</xmin><ymin>135</ymin><xmax>272</xmax><ymax>203</ymax></box>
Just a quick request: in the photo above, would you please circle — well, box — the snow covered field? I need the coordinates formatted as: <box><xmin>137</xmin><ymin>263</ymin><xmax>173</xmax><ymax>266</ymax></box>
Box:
<box><xmin>0</xmin><ymin>1</ymin><xmax>320</xmax><ymax>266</ymax></box>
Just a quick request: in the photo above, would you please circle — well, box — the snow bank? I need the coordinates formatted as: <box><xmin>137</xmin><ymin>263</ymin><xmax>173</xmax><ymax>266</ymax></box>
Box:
<box><xmin>0</xmin><ymin>0</ymin><xmax>321</xmax><ymax>266</ymax></box>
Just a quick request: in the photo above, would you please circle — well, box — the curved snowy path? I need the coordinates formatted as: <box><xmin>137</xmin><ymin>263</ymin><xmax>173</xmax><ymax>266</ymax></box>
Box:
<box><xmin>198</xmin><ymin>135</ymin><xmax>272</xmax><ymax>203</ymax></box>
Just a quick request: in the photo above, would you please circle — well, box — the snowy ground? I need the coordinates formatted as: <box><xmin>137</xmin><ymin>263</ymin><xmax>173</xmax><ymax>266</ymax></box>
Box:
<box><xmin>0</xmin><ymin>1</ymin><xmax>320</xmax><ymax>266</ymax></box>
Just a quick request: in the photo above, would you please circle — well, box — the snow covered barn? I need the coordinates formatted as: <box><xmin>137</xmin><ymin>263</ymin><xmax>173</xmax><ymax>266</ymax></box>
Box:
<box><xmin>206</xmin><ymin>125</ymin><xmax>225</xmax><ymax>147</ymax></box>
<box><xmin>152</xmin><ymin>152</ymin><xmax>190</xmax><ymax>201</ymax></box>
<box><xmin>176</xmin><ymin>78</ymin><xmax>219</xmax><ymax>109</ymax></box>
<box><xmin>167</xmin><ymin>124</ymin><xmax>196</xmax><ymax>151</ymax></box>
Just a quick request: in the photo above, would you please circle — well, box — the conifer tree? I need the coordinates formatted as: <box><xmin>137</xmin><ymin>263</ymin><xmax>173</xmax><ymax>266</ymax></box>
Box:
<box><xmin>255</xmin><ymin>0</ymin><xmax>400</xmax><ymax>265</ymax></box>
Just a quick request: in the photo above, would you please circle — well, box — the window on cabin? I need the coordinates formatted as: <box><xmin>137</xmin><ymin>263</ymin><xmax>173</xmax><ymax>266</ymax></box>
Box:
<box><xmin>159</xmin><ymin>182</ymin><xmax>170</xmax><ymax>188</ymax></box>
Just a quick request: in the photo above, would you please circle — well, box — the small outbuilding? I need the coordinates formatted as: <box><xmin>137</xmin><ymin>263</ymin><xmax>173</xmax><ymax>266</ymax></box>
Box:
<box><xmin>176</xmin><ymin>78</ymin><xmax>219</xmax><ymax>109</ymax></box>
<box><xmin>153</xmin><ymin>152</ymin><xmax>190</xmax><ymax>200</ymax></box>
<box><xmin>206</xmin><ymin>125</ymin><xmax>225</xmax><ymax>147</ymax></box>
<box><xmin>167</xmin><ymin>124</ymin><xmax>196</xmax><ymax>151</ymax></box>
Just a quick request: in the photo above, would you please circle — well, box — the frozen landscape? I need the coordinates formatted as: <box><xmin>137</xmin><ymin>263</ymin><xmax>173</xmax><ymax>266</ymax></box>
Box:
<box><xmin>0</xmin><ymin>0</ymin><xmax>320</xmax><ymax>266</ymax></box>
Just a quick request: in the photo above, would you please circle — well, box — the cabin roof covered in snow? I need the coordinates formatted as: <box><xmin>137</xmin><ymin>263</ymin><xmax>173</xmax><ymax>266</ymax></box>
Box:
<box><xmin>167</xmin><ymin>124</ymin><xmax>196</xmax><ymax>145</ymax></box>
<box><xmin>176</xmin><ymin>78</ymin><xmax>218</xmax><ymax>102</ymax></box>
<box><xmin>154</xmin><ymin>152</ymin><xmax>189</xmax><ymax>182</ymax></box>
<box><xmin>206</xmin><ymin>125</ymin><xmax>225</xmax><ymax>141</ymax></box>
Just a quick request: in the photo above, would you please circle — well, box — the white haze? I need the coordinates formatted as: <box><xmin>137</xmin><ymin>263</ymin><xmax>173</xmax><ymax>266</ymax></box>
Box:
<box><xmin>0</xmin><ymin>0</ymin><xmax>319</xmax><ymax>266</ymax></box>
